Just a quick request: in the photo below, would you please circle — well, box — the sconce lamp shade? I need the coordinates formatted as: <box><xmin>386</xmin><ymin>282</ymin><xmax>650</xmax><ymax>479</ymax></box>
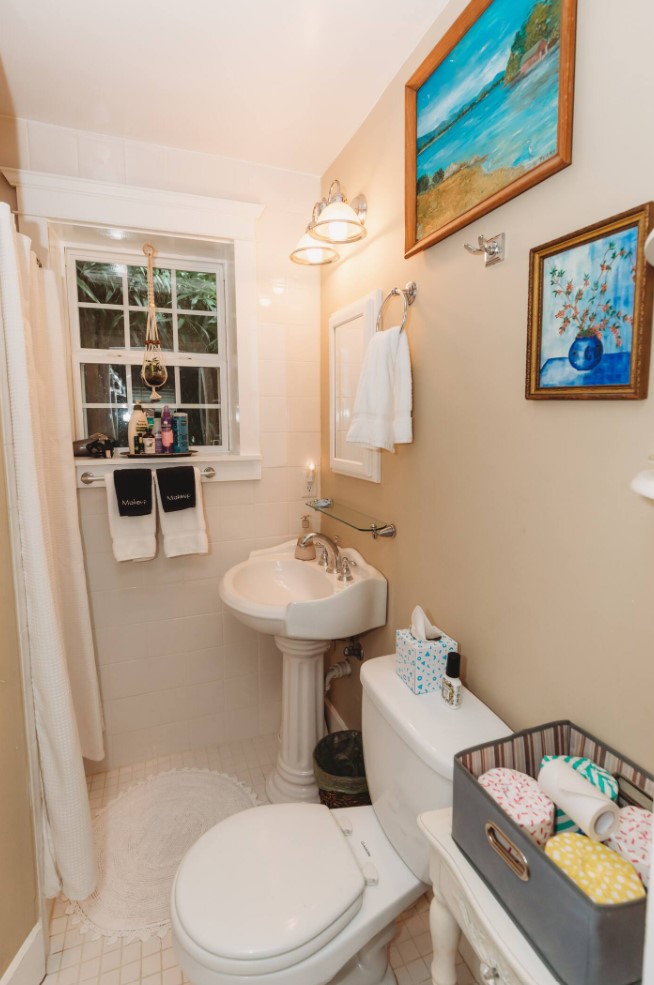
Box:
<box><xmin>310</xmin><ymin>198</ymin><xmax>367</xmax><ymax>244</ymax></box>
<box><xmin>290</xmin><ymin>231</ymin><xmax>339</xmax><ymax>266</ymax></box>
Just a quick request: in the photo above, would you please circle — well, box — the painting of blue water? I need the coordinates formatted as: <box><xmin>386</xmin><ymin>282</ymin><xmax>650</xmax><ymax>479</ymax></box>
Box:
<box><xmin>538</xmin><ymin>225</ymin><xmax>638</xmax><ymax>388</ymax></box>
<box><xmin>415</xmin><ymin>0</ymin><xmax>563</xmax><ymax>240</ymax></box>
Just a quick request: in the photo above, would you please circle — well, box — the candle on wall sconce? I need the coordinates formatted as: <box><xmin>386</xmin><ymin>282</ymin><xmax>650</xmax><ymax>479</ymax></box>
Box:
<box><xmin>305</xmin><ymin>462</ymin><xmax>316</xmax><ymax>497</ymax></box>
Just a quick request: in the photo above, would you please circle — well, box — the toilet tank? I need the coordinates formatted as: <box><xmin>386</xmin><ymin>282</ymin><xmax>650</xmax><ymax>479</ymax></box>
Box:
<box><xmin>361</xmin><ymin>654</ymin><xmax>510</xmax><ymax>883</ymax></box>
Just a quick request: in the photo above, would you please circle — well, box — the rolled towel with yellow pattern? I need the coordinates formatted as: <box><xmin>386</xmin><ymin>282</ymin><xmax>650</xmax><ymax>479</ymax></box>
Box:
<box><xmin>605</xmin><ymin>806</ymin><xmax>652</xmax><ymax>888</ymax></box>
<box><xmin>538</xmin><ymin>759</ymin><xmax>619</xmax><ymax>841</ymax></box>
<box><xmin>478</xmin><ymin>767</ymin><xmax>554</xmax><ymax>847</ymax></box>
<box><xmin>545</xmin><ymin>832</ymin><xmax>646</xmax><ymax>904</ymax></box>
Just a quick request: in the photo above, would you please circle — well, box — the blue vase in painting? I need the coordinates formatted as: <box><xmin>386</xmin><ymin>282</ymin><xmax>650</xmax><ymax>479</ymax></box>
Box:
<box><xmin>568</xmin><ymin>335</ymin><xmax>603</xmax><ymax>372</ymax></box>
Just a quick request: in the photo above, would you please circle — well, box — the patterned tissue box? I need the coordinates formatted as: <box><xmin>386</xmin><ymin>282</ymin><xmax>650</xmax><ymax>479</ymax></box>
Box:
<box><xmin>395</xmin><ymin>628</ymin><xmax>458</xmax><ymax>694</ymax></box>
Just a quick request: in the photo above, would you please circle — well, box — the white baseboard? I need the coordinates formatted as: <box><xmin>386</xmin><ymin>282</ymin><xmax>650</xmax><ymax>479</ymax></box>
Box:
<box><xmin>0</xmin><ymin>924</ymin><xmax>45</xmax><ymax>985</ymax></box>
<box><xmin>325</xmin><ymin>698</ymin><xmax>348</xmax><ymax>733</ymax></box>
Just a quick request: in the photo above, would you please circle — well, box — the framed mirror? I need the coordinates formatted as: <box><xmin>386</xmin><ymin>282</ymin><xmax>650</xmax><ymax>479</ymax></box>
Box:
<box><xmin>329</xmin><ymin>290</ymin><xmax>381</xmax><ymax>482</ymax></box>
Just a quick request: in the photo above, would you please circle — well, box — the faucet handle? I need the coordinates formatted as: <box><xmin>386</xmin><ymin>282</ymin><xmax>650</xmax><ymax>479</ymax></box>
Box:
<box><xmin>338</xmin><ymin>557</ymin><xmax>354</xmax><ymax>583</ymax></box>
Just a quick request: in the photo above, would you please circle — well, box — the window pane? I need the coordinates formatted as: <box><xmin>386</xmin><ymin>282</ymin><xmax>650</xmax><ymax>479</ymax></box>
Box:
<box><xmin>76</xmin><ymin>261</ymin><xmax>124</xmax><ymax>305</ymax></box>
<box><xmin>79</xmin><ymin>308</ymin><xmax>125</xmax><ymax>349</ymax></box>
<box><xmin>180</xmin><ymin>408</ymin><xmax>221</xmax><ymax>446</ymax></box>
<box><xmin>178</xmin><ymin>314</ymin><xmax>218</xmax><ymax>354</ymax></box>
<box><xmin>127</xmin><ymin>265</ymin><xmax>172</xmax><ymax>308</ymax></box>
<box><xmin>83</xmin><ymin>407</ymin><xmax>129</xmax><ymax>445</ymax></box>
<box><xmin>129</xmin><ymin>311</ymin><xmax>174</xmax><ymax>350</ymax></box>
<box><xmin>176</xmin><ymin>270</ymin><xmax>217</xmax><ymax>312</ymax></box>
<box><xmin>80</xmin><ymin>363</ymin><xmax>127</xmax><ymax>404</ymax></box>
<box><xmin>179</xmin><ymin>366</ymin><xmax>220</xmax><ymax>405</ymax></box>
<box><xmin>130</xmin><ymin>365</ymin><xmax>176</xmax><ymax>406</ymax></box>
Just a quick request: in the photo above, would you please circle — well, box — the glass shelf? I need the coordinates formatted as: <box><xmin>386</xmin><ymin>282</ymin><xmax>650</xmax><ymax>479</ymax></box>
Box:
<box><xmin>308</xmin><ymin>499</ymin><xmax>396</xmax><ymax>539</ymax></box>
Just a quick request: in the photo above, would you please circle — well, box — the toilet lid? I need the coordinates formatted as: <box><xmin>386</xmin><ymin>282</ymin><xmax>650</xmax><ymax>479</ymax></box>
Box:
<box><xmin>173</xmin><ymin>803</ymin><xmax>365</xmax><ymax>968</ymax></box>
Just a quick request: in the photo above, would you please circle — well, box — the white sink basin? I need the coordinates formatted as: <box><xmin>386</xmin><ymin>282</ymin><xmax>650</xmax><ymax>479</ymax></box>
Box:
<box><xmin>219</xmin><ymin>540</ymin><xmax>387</xmax><ymax>640</ymax></box>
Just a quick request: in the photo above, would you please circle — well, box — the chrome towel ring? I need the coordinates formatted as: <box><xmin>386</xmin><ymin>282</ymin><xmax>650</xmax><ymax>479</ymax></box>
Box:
<box><xmin>376</xmin><ymin>281</ymin><xmax>417</xmax><ymax>333</ymax></box>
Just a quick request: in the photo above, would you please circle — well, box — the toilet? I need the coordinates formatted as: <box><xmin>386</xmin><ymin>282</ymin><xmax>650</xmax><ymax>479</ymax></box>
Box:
<box><xmin>171</xmin><ymin>654</ymin><xmax>510</xmax><ymax>985</ymax></box>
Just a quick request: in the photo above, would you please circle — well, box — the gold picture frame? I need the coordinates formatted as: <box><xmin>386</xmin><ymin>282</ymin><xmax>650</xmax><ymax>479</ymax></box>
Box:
<box><xmin>405</xmin><ymin>0</ymin><xmax>577</xmax><ymax>257</ymax></box>
<box><xmin>526</xmin><ymin>204</ymin><xmax>654</xmax><ymax>400</ymax></box>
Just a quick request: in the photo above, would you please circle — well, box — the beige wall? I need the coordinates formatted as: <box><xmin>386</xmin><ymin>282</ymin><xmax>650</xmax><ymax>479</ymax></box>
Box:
<box><xmin>0</xmin><ymin>405</ymin><xmax>38</xmax><ymax>973</ymax></box>
<box><xmin>321</xmin><ymin>0</ymin><xmax>654</xmax><ymax>769</ymax></box>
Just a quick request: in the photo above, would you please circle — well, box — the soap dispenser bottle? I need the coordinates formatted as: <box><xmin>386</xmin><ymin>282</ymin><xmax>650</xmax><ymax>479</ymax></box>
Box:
<box><xmin>441</xmin><ymin>652</ymin><xmax>462</xmax><ymax>708</ymax></box>
<box><xmin>294</xmin><ymin>515</ymin><xmax>316</xmax><ymax>560</ymax></box>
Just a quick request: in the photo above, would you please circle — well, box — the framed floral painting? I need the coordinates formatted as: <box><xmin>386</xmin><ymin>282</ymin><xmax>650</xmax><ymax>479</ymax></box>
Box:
<box><xmin>526</xmin><ymin>204</ymin><xmax>654</xmax><ymax>399</ymax></box>
<box><xmin>405</xmin><ymin>0</ymin><xmax>577</xmax><ymax>257</ymax></box>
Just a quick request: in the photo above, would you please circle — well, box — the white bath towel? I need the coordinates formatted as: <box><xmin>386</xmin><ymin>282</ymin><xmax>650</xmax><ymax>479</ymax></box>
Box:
<box><xmin>155</xmin><ymin>466</ymin><xmax>209</xmax><ymax>558</ymax></box>
<box><xmin>346</xmin><ymin>325</ymin><xmax>412</xmax><ymax>452</ymax></box>
<box><xmin>105</xmin><ymin>473</ymin><xmax>157</xmax><ymax>562</ymax></box>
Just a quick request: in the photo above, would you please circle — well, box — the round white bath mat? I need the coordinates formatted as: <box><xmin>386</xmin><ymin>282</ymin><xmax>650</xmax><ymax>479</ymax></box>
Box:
<box><xmin>67</xmin><ymin>769</ymin><xmax>258</xmax><ymax>942</ymax></box>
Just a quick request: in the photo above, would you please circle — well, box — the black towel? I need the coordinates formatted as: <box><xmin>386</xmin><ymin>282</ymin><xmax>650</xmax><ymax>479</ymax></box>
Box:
<box><xmin>156</xmin><ymin>466</ymin><xmax>196</xmax><ymax>513</ymax></box>
<box><xmin>113</xmin><ymin>469</ymin><xmax>153</xmax><ymax>517</ymax></box>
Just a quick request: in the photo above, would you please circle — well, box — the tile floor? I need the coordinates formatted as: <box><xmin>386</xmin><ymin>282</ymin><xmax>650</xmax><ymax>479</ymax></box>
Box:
<box><xmin>45</xmin><ymin>736</ymin><xmax>477</xmax><ymax>985</ymax></box>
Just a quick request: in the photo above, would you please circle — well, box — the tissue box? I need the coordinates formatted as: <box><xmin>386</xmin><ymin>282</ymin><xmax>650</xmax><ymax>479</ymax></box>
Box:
<box><xmin>395</xmin><ymin>628</ymin><xmax>458</xmax><ymax>694</ymax></box>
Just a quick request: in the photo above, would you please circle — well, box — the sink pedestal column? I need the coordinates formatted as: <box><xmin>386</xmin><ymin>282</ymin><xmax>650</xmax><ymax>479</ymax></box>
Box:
<box><xmin>266</xmin><ymin>636</ymin><xmax>329</xmax><ymax>804</ymax></box>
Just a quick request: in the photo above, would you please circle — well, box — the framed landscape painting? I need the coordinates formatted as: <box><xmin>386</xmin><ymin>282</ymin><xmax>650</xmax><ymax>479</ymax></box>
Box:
<box><xmin>405</xmin><ymin>0</ymin><xmax>577</xmax><ymax>257</ymax></box>
<box><xmin>526</xmin><ymin>204</ymin><xmax>654</xmax><ymax>400</ymax></box>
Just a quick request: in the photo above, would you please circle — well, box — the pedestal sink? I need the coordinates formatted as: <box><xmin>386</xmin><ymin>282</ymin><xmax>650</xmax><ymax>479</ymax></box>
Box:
<box><xmin>219</xmin><ymin>540</ymin><xmax>387</xmax><ymax>804</ymax></box>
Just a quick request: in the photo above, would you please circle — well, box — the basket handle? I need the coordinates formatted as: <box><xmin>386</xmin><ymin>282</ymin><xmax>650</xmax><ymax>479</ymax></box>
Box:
<box><xmin>485</xmin><ymin>821</ymin><xmax>530</xmax><ymax>882</ymax></box>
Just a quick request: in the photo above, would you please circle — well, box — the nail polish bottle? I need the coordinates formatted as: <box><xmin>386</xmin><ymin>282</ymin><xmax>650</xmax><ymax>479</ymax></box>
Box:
<box><xmin>441</xmin><ymin>652</ymin><xmax>462</xmax><ymax>708</ymax></box>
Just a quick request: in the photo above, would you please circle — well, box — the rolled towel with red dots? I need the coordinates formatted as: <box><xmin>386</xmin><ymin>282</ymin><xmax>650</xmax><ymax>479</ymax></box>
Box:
<box><xmin>605</xmin><ymin>805</ymin><xmax>652</xmax><ymax>887</ymax></box>
<box><xmin>479</xmin><ymin>767</ymin><xmax>555</xmax><ymax>847</ymax></box>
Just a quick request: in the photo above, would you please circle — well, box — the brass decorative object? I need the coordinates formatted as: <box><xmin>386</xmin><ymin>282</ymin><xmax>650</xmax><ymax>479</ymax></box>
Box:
<box><xmin>140</xmin><ymin>244</ymin><xmax>168</xmax><ymax>401</ymax></box>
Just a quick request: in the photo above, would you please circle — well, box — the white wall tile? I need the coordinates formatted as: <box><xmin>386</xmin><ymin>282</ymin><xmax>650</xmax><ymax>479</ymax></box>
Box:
<box><xmin>145</xmin><ymin>613</ymin><xmax>223</xmax><ymax>658</ymax></box>
<box><xmin>286</xmin><ymin>360</ymin><xmax>320</xmax><ymax>399</ymax></box>
<box><xmin>258</xmin><ymin>359</ymin><xmax>287</xmax><ymax>397</ymax></box>
<box><xmin>17</xmin><ymin>114</ymin><xmax>322</xmax><ymax>769</ymax></box>
<box><xmin>288</xmin><ymin>396</ymin><xmax>320</xmax><ymax>432</ymax></box>
<box><xmin>259</xmin><ymin>431</ymin><xmax>288</xmax><ymax>468</ymax></box>
<box><xmin>183</xmin><ymin>681</ymin><xmax>224</xmax><ymax>719</ymax></box>
<box><xmin>259</xmin><ymin>395</ymin><xmax>290</xmax><ymax>433</ymax></box>
<box><xmin>254</xmin><ymin>502</ymin><xmax>290</xmax><ymax>539</ymax></box>
<box><xmin>253</xmin><ymin>467</ymin><xmax>290</xmax><ymax>504</ymax></box>
<box><xmin>185</xmin><ymin>646</ymin><xmax>225</xmax><ymax>685</ymax></box>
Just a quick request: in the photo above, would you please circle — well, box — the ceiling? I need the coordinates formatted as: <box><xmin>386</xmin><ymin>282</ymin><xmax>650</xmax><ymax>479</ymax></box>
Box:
<box><xmin>0</xmin><ymin>0</ymin><xmax>448</xmax><ymax>175</ymax></box>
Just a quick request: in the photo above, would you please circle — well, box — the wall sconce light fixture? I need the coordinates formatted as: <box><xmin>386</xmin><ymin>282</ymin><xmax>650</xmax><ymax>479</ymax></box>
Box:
<box><xmin>290</xmin><ymin>180</ymin><xmax>367</xmax><ymax>266</ymax></box>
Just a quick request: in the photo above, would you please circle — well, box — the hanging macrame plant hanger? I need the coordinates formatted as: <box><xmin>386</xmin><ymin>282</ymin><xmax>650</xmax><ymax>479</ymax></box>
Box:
<box><xmin>140</xmin><ymin>243</ymin><xmax>168</xmax><ymax>402</ymax></box>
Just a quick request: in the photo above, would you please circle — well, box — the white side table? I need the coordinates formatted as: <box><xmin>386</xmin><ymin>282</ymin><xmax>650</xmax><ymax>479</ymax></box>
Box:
<box><xmin>417</xmin><ymin>808</ymin><xmax>559</xmax><ymax>985</ymax></box>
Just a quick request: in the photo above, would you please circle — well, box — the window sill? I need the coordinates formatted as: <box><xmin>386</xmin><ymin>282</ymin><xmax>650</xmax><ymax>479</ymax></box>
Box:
<box><xmin>74</xmin><ymin>453</ymin><xmax>262</xmax><ymax>488</ymax></box>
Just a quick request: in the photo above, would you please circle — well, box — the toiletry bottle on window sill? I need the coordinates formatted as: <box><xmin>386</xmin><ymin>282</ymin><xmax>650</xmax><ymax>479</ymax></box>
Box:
<box><xmin>441</xmin><ymin>652</ymin><xmax>462</xmax><ymax>708</ymax></box>
<box><xmin>161</xmin><ymin>405</ymin><xmax>173</xmax><ymax>453</ymax></box>
<box><xmin>127</xmin><ymin>402</ymin><xmax>148</xmax><ymax>454</ymax></box>
<box><xmin>154</xmin><ymin>411</ymin><xmax>163</xmax><ymax>454</ymax></box>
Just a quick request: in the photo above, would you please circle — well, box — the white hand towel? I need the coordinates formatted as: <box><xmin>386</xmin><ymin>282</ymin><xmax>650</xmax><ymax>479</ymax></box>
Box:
<box><xmin>155</xmin><ymin>466</ymin><xmax>209</xmax><ymax>558</ymax></box>
<box><xmin>105</xmin><ymin>473</ymin><xmax>157</xmax><ymax>562</ymax></box>
<box><xmin>346</xmin><ymin>325</ymin><xmax>413</xmax><ymax>452</ymax></box>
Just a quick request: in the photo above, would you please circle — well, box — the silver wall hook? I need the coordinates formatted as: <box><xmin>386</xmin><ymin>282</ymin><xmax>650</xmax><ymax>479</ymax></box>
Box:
<box><xmin>463</xmin><ymin>233</ymin><xmax>506</xmax><ymax>266</ymax></box>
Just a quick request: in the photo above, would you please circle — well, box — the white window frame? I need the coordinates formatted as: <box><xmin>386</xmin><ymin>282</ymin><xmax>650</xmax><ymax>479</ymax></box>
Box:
<box><xmin>2</xmin><ymin>168</ymin><xmax>263</xmax><ymax>482</ymax></box>
<box><xmin>67</xmin><ymin>247</ymin><xmax>230</xmax><ymax>450</ymax></box>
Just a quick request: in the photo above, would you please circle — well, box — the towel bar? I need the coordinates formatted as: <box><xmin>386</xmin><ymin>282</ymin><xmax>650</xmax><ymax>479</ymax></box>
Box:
<box><xmin>80</xmin><ymin>466</ymin><xmax>216</xmax><ymax>485</ymax></box>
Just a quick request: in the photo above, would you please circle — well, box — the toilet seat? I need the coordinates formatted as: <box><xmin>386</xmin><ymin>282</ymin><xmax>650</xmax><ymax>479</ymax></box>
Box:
<box><xmin>172</xmin><ymin>803</ymin><xmax>366</xmax><ymax>976</ymax></box>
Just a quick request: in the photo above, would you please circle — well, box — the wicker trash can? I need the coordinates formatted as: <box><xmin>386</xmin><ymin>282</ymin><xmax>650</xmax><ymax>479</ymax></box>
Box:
<box><xmin>313</xmin><ymin>730</ymin><xmax>371</xmax><ymax>808</ymax></box>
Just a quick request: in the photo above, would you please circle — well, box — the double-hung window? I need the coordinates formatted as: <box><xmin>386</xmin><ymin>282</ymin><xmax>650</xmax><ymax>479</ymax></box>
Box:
<box><xmin>67</xmin><ymin>249</ymin><xmax>231</xmax><ymax>450</ymax></box>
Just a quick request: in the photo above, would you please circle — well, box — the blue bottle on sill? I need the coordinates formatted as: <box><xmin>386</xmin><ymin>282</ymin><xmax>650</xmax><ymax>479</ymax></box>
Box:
<box><xmin>172</xmin><ymin>412</ymin><xmax>189</xmax><ymax>453</ymax></box>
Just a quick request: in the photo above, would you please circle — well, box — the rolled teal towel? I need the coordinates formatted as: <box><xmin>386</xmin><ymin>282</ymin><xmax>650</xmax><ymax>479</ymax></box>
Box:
<box><xmin>539</xmin><ymin>755</ymin><xmax>618</xmax><ymax>834</ymax></box>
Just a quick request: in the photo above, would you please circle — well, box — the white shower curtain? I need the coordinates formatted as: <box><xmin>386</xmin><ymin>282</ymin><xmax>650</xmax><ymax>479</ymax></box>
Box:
<box><xmin>0</xmin><ymin>203</ymin><xmax>103</xmax><ymax>899</ymax></box>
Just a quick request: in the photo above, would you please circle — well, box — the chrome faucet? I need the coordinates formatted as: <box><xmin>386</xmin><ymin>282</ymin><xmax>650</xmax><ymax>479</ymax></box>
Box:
<box><xmin>300</xmin><ymin>532</ymin><xmax>340</xmax><ymax>574</ymax></box>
